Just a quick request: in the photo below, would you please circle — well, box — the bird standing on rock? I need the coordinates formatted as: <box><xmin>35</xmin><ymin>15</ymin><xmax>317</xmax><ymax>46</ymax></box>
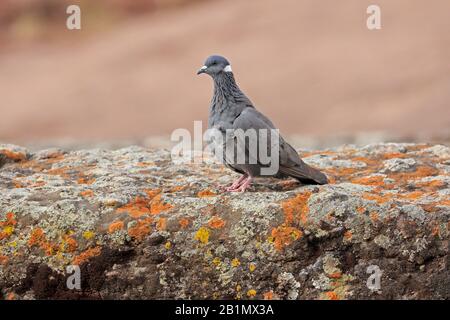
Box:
<box><xmin>197</xmin><ymin>55</ymin><xmax>328</xmax><ymax>192</ymax></box>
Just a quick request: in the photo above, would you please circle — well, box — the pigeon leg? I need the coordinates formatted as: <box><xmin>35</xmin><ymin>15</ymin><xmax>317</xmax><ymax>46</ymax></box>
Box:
<box><xmin>226</xmin><ymin>174</ymin><xmax>248</xmax><ymax>191</ymax></box>
<box><xmin>233</xmin><ymin>176</ymin><xmax>253</xmax><ymax>192</ymax></box>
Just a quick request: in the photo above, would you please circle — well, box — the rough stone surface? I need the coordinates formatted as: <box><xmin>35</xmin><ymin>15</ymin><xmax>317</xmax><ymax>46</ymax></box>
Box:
<box><xmin>0</xmin><ymin>143</ymin><xmax>449</xmax><ymax>300</ymax></box>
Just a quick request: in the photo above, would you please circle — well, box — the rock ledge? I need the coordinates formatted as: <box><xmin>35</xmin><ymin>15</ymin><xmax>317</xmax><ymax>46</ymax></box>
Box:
<box><xmin>0</xmin><ymin>143</ymin><xmax>449</xmax><ymax>299</ymax></box>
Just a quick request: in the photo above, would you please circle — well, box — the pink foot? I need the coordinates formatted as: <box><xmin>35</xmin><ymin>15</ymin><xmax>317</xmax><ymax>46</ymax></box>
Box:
<box><xmin>226</xmin><ymin>175</ymin><xmax>248</xmax><ymax>192</ymax></box>
<box><xmin>231</xmin><ymin>176</ymin><xmax>253</xmax><ymax>192</ymax></box>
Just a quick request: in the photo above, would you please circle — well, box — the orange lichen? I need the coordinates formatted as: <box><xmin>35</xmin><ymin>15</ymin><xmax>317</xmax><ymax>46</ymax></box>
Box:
<box><xmin>137</xmin><ymin>162</ymin><xmax>154</xmax><ymax>167</ymax></box>
<box><xmin>344</xmin><ymin>230</ymin><xmax>352</xmax><ymax>240</ymax></box>
<box><xmin>328</xmin><ymin>272</ymin><xmax>342</xmax><ymax>279</ymax></box>
<box><xmin>77</xmin><ymin>175</ymin><xmax>96</xmax><ymax>185</ymax></box>
<box><xmin>28</xmin><ymin>227</ymin><xmax>57</xmax><ymax>256</ymax></box>
<box><xmin>350</xmin><ymin>157</ymin><xmax>379</xmax><ymax>167</ymax></box>
<box><xmin>128</xmin><ymin>219</ymin><xmax>152</xmax><ymax>240</ymax></box>
<box><xmin>381</xmin><ymin>152</ymin><xmax>407</xmax><ymax>160</ymax></box>
<box><xmin>324</xmin><ymin>291</ymin><xmax>339</xmax><ymax>300</ymax></box>
<box><xmin>390</xmin><ymin>166</ymin><xmax>438</xmax><ymax>181</ymax></box>
<box><xmin>431</xmin><ymin>225</ymin><xmax>440</xmax><ymax>237</ymax></box>
<box><xmin>281</xmin><ymin>192</ymin><xmax>311</xmax><ymax>225</ymax></box>
<box><xmin>6</xmin><ymin>292</ymin><xmax>15</xmax><ymax>300</ymax></box>
<box><xmin>170</xmin><ymin>186</ymin><xmax>185</xmax><ymax>192</ymax></box>
<box><xmin>0</xmin><ymin>255</ymin><xmax>8</xmax><ymax>265</ymax></box>
<box><xmin>406</xmin><ymin>144</ymin><xmax>430</xmax><ymax>152</ymax></box>
<box><xmin>438</xmin><ymin>199</ymin><xmax>450</xmax><ymax>206</ymax></box>
<box><xmin>0</xmin><ymin>212</ymin><xmax>17</xmax><ymax>240</ymax></box>
<box><xmin>156</xmin><ymin>217</ymin><xmax>167</xmax><ymax>231</ymax></box>
<box><xmin>208</xmin><ymin>216</ymin><xmax>225</xmax><ymax>229</ymax></box>
<box><xmin>357</xmin><ymin>207</ymin><xmax>366</xmax><ymax>214</ymax></box>
<box><xmin>72</xmin><ymin>246</ymin><xmax>102</xmax><ymax>265</ymax></box>
<box><xmin>351</xmin><ymin>176</ymin><xmax>385</xmax><ymax>187</ymax></box>
<box><xmin>28</xmin><ymin>227</ymin><xmax>46</xmax><ymax>247</ymax></box>
<box><xmin>263</xmin><ymin>291</ymin><xmax>274</xmax><ymax>300</ymax></box>
<box><xmin>271</xmin><ymin>225</ymin><xmax>303</xmax><ymax>251</ymax></box>
<box><xmin>362</xmin><ymin>193</ymin><xmax>393</xmax><ymax>205</ymax></box>
<box><xmin>80</xmin><ymin>190</ymin><xmax>94</xmax><ymax>198</ymax></box>
<box><xmin>150</xmin><ymin>194</ymin><xmax>173</xmax><ymax>214</ymax></box>
<box><xmin>415</xmin><ymin>180</ymin><xmax>445</xmax><ymax>189</ymax></box>
<box><xmin>0</xmin><ymin>212</ymin><xmax>17</xmax><ymax>227</ymax></box>
<box><xmin>369</xmin><ymin>212</ymin><xmax>379</xmax><ymax>222</ymax></box>
<box><xmin>145</xmin><ymin>189</ymin><xmax>161</xmax><ymax>199</ymax></box>
<box><xmin>399</xmin><ymin>191</ymin><xmax>423</xmax><ymax>200</ymax></box>
<box><xmin>12</xmin><ymin>180</ymin><xmax>24</xmax><ymax>188</ymax></box>
<box><xmin>326</xmin><ymin>167</ymin><xmax>358</xmax><ymax>178</ymax></box>
<box><xmin>0</xmin><ymin>149</ymin><xmax>26</xmax><ymax>161</ymax></box>
<box><xmin>30</xmin><ymin>181</ymin><xmax>46</xmax><ymax>188</ymax></box>
<box><xmin>197</xmin><ymin>190</ymin><xmax>217</xmax><ymax>198</ymax></box>
<box><xmin>46</xmin><ymin>166</ymin><xmax>72</xmax><ymax>179</ymax></box>
<box><xmin>118</xmin><ymin>197</ymin><xmax>150</xmax><ymax>218</ymax></box>
<box><xmin>118</xmin><ymin>191</ymin><xmax>172</xmax><ymax>219</ymax></box>
<box><xmin>179</xmin><ymin>218</ymin><xmax>190</xmax><ymax>229</ymax></box>
<box><xmin>62</xmin><ymin>235</ymin><xmax>78</xmax><ymax>253</ymax></box>
<box><xmin>108</xmin><ymin>220</ymin><xmax>124</xmax><ymax>233</ymax></box>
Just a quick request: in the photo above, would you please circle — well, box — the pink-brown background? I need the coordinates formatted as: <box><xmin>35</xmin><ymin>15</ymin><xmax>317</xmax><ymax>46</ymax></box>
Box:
<box><xmin>1</xmin><ymin>0</ymin><xmax>449</xmax><ymax>147</ymax></box>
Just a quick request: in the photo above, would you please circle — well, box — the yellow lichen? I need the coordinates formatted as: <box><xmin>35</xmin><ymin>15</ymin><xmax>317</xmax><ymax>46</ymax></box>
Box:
<box><xmin>231</xmin><ymin>258</ymin><xmax>241</xmax><ymax>267</ymax></box>
<box><xmin>194</xmin><ymin>227</ymin><xmax>210</xmax><ymax>244</ymax></box>
<box><xmin>247</xmin><ymin>289</ymin><xmax>257</xmax><ymax>298</ymax></box>
<box><xmin>212</xmin><ymin>257</ymin><xmax>221</xmax><ymax>266</ymax></box>
<box><xmin>0</xmin><ymin>212</ymin><xmax>17</xmax><ymax>240</ymax></box>
<box><xmin>82</xmin><ymin>231</ymin><xmax>95</xmax><ymax>240</ymax></box>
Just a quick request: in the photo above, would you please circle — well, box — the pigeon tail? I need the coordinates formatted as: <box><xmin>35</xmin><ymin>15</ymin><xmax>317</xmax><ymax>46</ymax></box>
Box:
<box><xmin>279</xmin><ymin>165</ymin><xmax>328</xmax><ymax>185</ymax></box>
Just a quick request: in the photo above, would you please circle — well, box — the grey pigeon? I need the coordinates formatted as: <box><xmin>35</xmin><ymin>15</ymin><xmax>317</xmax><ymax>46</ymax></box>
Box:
<box><xmin>197</xmin><ymin>55</ymin><xmax>328</xmax><ymax>191</ymax></box>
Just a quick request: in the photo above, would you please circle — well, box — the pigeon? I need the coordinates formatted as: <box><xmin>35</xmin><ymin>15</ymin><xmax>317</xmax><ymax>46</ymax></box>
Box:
<box><xmin>197</xmin><ymin>55</ymin><xmax>328</xmax><ymax>192</ymax></box>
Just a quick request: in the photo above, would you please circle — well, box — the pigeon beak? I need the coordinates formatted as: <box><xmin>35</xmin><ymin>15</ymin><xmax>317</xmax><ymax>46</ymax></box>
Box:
<box><xmin>197</xmin><ymin>65</ymin><xmax>207</xmax><ymax>75</ymax></box>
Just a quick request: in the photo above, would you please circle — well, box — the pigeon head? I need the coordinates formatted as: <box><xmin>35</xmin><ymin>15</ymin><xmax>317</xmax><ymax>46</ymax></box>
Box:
<box><xmin>197</xmin><ymin>55</ymin><xmax>232</xmax><ymax>76</ymax></box>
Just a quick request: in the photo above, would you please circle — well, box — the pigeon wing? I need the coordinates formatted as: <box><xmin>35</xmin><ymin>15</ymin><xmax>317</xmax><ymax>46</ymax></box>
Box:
<box><xmin>232</xmin><ymin>108</ymin><xmax>328</xmax><ymax>184</ymax></box>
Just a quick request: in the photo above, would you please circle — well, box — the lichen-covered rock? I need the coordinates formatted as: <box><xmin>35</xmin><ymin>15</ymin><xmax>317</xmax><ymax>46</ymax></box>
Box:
<box><xmin>0</xmin><ymin>143</ymin><xmax>448</xmax><ymax>300</ymax></box>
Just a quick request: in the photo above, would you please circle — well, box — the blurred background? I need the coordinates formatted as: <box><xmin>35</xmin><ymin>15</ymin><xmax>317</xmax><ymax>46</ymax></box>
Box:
<box><xmin>0</xmin><ymin>0</ymin><xmax>449</xmax><ymax>150</ymax></box>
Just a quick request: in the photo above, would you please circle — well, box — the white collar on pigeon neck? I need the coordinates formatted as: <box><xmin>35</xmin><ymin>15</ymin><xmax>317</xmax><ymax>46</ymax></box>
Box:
<box><xmin>224</xmin><ymin>65</ymin><xmax>232</xmax><ymax>72</ymax></box>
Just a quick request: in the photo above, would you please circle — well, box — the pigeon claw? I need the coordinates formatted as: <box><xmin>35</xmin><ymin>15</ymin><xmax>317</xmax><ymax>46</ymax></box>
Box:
<box><xmin>230</xmin><ymin>176</ymin><xmax>252</xmax><ymax>192</ymax></box>
<box><xmin>225</xmin><ymin>174</ymin><xmax>248</xmax><ymax>192</ymax></box>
